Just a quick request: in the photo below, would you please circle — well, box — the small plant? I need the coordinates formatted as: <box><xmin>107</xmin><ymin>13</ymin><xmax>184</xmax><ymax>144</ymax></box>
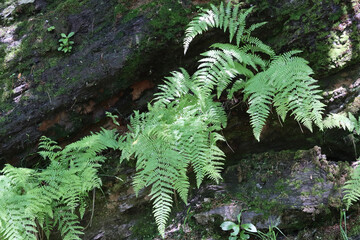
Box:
<box><xmin>105</xmin><ymin>111</ymin><xmax>120</xmax><ymax>126</ymax></box>
<box><xmin>183</xmin><ymin>206</ymin><xmax>194</xmax><ymax>226</ymax></box>
<box><xmin>340</xmin><ymin>209</ymin><xmax>349</xmax><ymax>240</ymax></box>
<box><xmin>220</xmin><ymin>211</ymin><xmax>257</xmax><ymax>240</ymax></box>
<box><xmin>58</xmin><ymin>32</ymin><xmax>75</xmax><ymax>53</ymax></box>
<box><xmin>221</xmin><ymin>211</ymin><xmax>286</xmax><ymax>240</ymax></box>
<box><xmin>256</xmin><ymin>223</ymin><xmax>286</xmax><ymax>240</ymax></box>
<box><xmin>47</xmin><ymin>26</ymin><xmax>55</xmax><ymax>32</ymax></box>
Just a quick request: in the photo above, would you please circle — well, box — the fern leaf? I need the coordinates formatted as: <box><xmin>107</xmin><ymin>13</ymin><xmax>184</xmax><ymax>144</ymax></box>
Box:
<box><xmin>245</xmin><ymin>72</ymin><xmax>275</xmax><ymax>141</ymax></box>
<box><xmin>184</xmin><ymin>4</ymin><xmax>260</xmax><ymax>54</ymax></box>
<box><xmin>323</xmin><ymin>113</ymin><xmax>356</xmax><ymax>131</ymax></box>
<box><xmin>229</xmin><ymin>4</ymin><xmax>240</xmax><ymax>42</ymax></box>
<box><xmin>154</xmin><ymin>68</ymin><xmax>192</xmax><ymax>105</ymax></box>
<box><xmin>235</xmin><ymin>6</ymin><xmax>254</xmax><ymax>47</ymax></box>
<box><xmin>344</xmin><ymin>165</ymin><xmax>360</xmax><ymax>209</ymax></box>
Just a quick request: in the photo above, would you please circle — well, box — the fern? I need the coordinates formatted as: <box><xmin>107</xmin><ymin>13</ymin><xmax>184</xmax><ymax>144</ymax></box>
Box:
<box><xmin>323</xmin><ymin>112</ymin><xmax>360</xmax><ymax>132</ymax></box>
<box><xmin>185</xmin><ymin>4</ymin><xmax>324</xmax><ymax>141</ymax></box>
<box><xmin>336</xmin><ymin>112</ymin><xmax>360</xmax><ymax>209</ymax></box>
<box><xmin>343</xmin><ymin>165</ymin><xmax>360</xmax><ymax>210</ymax></box>
<box><xmin>120</xmin><ymin>86</ymin><xmax>227</xmax><ymax>236</ymax></box>
<box><xmin>0</xmin><ymin>130</ymin><xmax>114</xmax><ymax>239</ymax></box>
<box><xmin>184</xmin><ymin>3</ymin><xmax>272</xmax><ymax>55</ymax></box>
<box><xmin>245</xmin><ymin>51</ymin><xmax>325</xmax><ymax>140</ymax></box>
<box><xmin>115</xmin><ymin>3</ymin><xmax>327</xmax><ymax>235</ymax></box>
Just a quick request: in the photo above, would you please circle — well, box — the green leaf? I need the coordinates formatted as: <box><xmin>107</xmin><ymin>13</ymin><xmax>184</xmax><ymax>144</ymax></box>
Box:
<box><xmin>47</xmin><ymin>26</ymin><xmax>55</xmax><ymax>32</ymax></box>
<box><xmin>239</xmin><ymin>231</ymin><xmax>250</xmax><ymax>240</ymax></box>
<box><xmin>220</xmin><ymin>221</ymin><xmax>237</xmax><ymax>231</ymax></box>
<box><xmin>237</xmin><ymin>212</ymin><xmax>242</xmax><ymax>223</ymax></box>
<box><xmin>231</xmin><ymin>225</ymin><xmax>240</xmax><ymax>236</ymax></box>
<box><xmin>68</xmin><ymin>32</ymin><xmax>75</xmax><ymax>38</ymax></box>
<box><xmin>61</xmin><ymin>33</ymin><xmax>66</xmax><ymax>38</ymax></box>
<box><xmin>241</xmin><ymin>223</ymin><xmax>257</xmax><ymax>233</ymax></box>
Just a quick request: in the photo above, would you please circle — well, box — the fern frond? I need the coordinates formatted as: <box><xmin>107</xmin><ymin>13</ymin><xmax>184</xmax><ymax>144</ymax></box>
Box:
<box><xmin>227</xmin><ymin>79</ymin><xmax>245</xmax><ymax>99</ymax></box>
<box><xmin>270</xmin><ymin>53</ymin><xmax>325</xmax><ymax>130</ymax></box>
<box><xmin>55</xmin><ymin>207</ymin><xmax>83</xmax><ymax>240</ymax></box>
<box><xmin>184</xmin><ymin>3</ymin><xmax>259</xmax><ymax>54</ymax></box>
<box><xmin>194</xmin><ymin>43</ymin><xmax>259</xmax><ymax>99</ymax></box>
<box><xmin>65</xmin><ymin>128</ymin><xmax>119</xmax><ymax>153</ymax></box>
<box><xmin>323</xmin><ymin>113</ymin><xmax>356</xmax><ymax>131</ymax></box>
<box><xmin>245</xmin><ymin>72</ymin><xmax>274</xmax><ymax>141</ymax></box>
<box><xmin>154</xmin><ymin>68</ymin><xmax>193</xmax><ymax>105</ymax></box>
<box><xmin>344</xmin><ymin>165</ymin><xmax>360</xmax><ymax>209</ymax></box>
<box><xmin>120</xmin><ymin>83</ymin><xmax>227</xmax><ymax>235</ymax></box>
<box><xmin>0</xmin><ymin>130</ymin><xmax>107</xmax><ymax>239</ymax></box>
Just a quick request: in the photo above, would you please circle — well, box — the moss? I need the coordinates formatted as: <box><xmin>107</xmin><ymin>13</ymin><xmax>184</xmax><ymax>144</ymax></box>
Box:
<box><xmin>48</xmin><ymin>0</ymin><xmax>89</xmax><ymax>16</ymax></box>
<box><xmin>130</xmin><ymin>206</ymin><xmax>159</xmax><ymax>239</ymax></box>
<box><xmin>114</xmin><ymin>2</ymin><xmax>128</xmax><ymax>19</ymax></box>
<box><xmin>121</xmin><ymin>9</ymin><xmax>140</xmax><ymax>24</ymax></box>
<box><xmin>0</xmin><ymin>0</ymin><xmax>89</xmax><ymax>104</ymax></box>
<box><xmin>291</xmin><ymin>179</ymin><xmax>302</xmax><ymax>190</ymax></box>
<box><xmin>274</xmin><ymin>179</ymin><xmax>287</xmax><ymax>192</ymax></box>
<box><xmin>147</xmin><ymin>0</ymin><xmax>190</xmax><ymax>42</ymax></box>
<box><xmin>349</xmin><ymin>216</ymin><xmax>360</xmax><ymax>237</ymax></box>
<box><xmin>315</xmin><ymin>177</ymin><xmax>325</xmax><ymax>183</ymax></box>
<box><xmin>244</xmin><ymin>196</ymin><xmax>286</xmax><ymax>217</ymax></box>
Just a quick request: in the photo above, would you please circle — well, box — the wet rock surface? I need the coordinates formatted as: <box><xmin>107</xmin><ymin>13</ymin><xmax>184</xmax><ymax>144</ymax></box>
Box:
<box><xmin>182</xmin><ymin>147</ymin><xmax>347</xmax><ymax>234</ymax></box>
<box><xmin>0</xmin><ymin>0</ymin><xmax>188</xmax><ymax>165</ymax></box>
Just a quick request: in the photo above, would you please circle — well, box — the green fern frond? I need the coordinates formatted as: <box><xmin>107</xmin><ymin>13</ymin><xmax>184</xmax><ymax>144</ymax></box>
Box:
<box><xmin>184</xmin><ymin>3</ymin><xmax>258</xmax><ymax>54</ymax></box>
<box><xmin>245</xmin><ymin>72</ymin><xmax>274</xmax><ymax>141</ymax></box>
<box><xmin>154</xmin><ymin>68</ymin><xmax>193</xmax><ymax>105</ymax></box>
<box><xmin>194</xmin><ymin>43</ymin><xmax>261</xmax><ymax>99</ymax></box>
<box><xmin>119</xmin><ymin>83</ymin><xmax>227</xmax><ymax>236</ymax></box>
<box><xmin>244</xmin><ymin>51</ymin><xmax>325</xmax><ymax>139</ymax></box>
<box><xmin>269</xmin><ymin>52</ymin><xmax>325</xmax><ymax>130</ymax></box>
<box><xmin>344</xmin><ymin>165</ymin><xmax>360</xmax><ymax>209</ymax></box>
<box><xmin>227</xmin><ymin>79</ymin><xmax>245</xmax><ymax>99</ymax></box>
<box><xmin>65</xmin><ymin>128</ymin><xmax>119</xmax><ymax>153</ymax></box>
<box><xmin>54</xmin><ymin>207</ymin><xmax>83</xmax><ymax>240</ymax></box>
<box><xmin>323</xmin><ymin>112</ymin><xmax>356</xmax><ymax>132</ymax></box>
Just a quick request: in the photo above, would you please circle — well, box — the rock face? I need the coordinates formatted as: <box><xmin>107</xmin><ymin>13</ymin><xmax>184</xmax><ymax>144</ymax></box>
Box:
<box><xmin>168</xmin><ymin>147</ymin><xmax>351</xmax><ymax>239</ymax></box>
<box><xmin>222</xmin><ymin>147</ymin><xmax>347</xmax><ymax>230</ymax></box>
<box><xmin>0</xmin><ymin>0</ymin><xmax>190</xmax><ymax>165</ymax></box>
